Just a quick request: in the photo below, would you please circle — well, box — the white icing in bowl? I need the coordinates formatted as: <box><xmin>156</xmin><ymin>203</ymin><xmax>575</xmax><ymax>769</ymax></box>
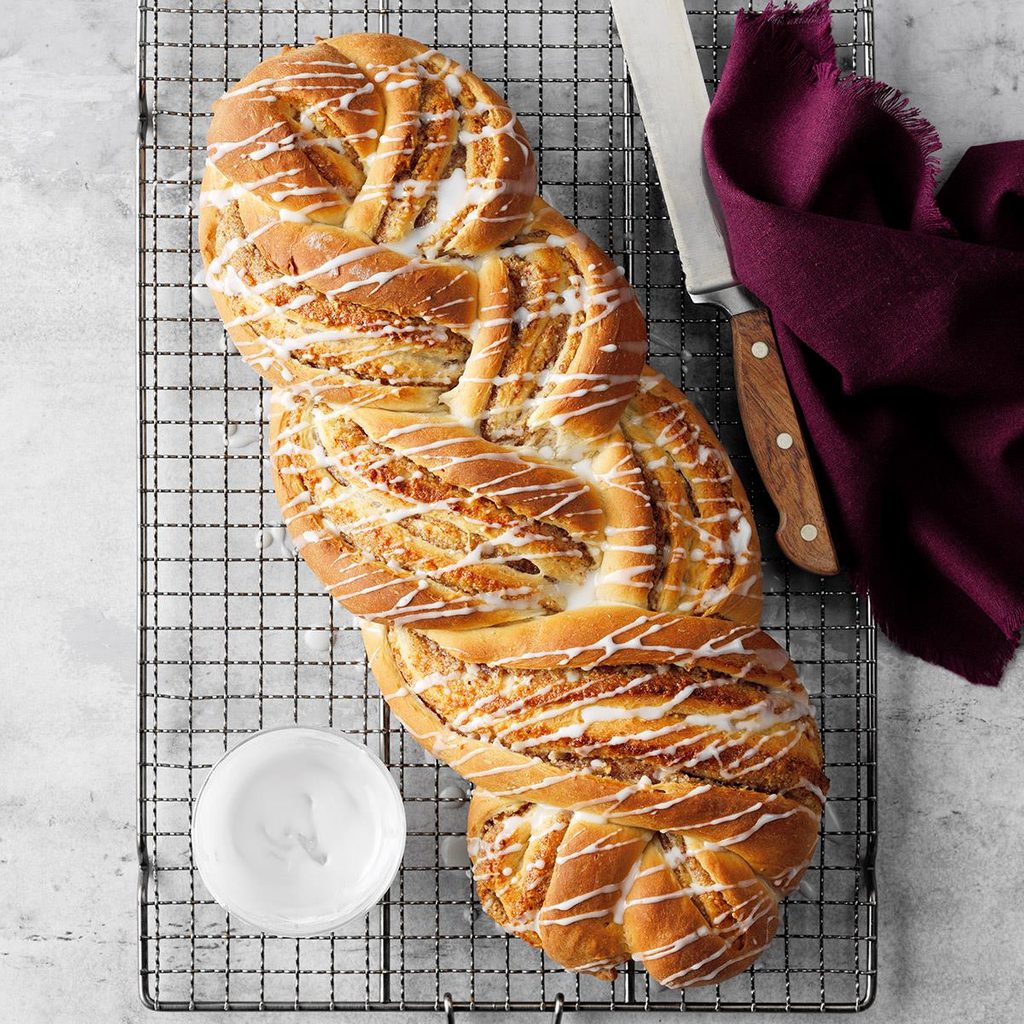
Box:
<box><xmin>191</xmin><ymin>727</ymin><xmax>406</xmax><ymax>935</ymax></box>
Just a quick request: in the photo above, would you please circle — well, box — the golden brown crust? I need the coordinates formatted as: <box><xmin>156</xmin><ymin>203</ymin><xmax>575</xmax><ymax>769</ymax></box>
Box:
<box><xmin>200</xmin><ymin>33</ymin><xmax>545</xmax><ymax>404</ymax></box>
<box><xmin>467</xmin><ymin>798</ymin><xmax>780</xmax><ymax>987</ymax></box>
<box><xmin>269</xmin><ymin>380</ymin><xmax>760</xmax><ymax>631</ymax></box>
<box><xmin>445</xmin><ymin>198</ymin><xmax>648</xmax><ymax>448</ymax></box>
<box><xmin>198</xmin><ymin>169</ymin><xmax>455</xmax><ymax>408</ymax></box>
<box><xmin>344</xmin><ymin>407</ymin><xmax>605</xmax><ymax>537</ymax></box>
<box><xmin>327</xmin><ymin>33</ymin><xmax>536</xmax><ymax>256</ymax></box>
<box><xmin>420</xmin><ymin>606</ymin><xmax>787</xmax><ymax>674</ymax></box>
<box><xmin>589</xmin><ymin>434</ymin><xmax>659</xmax><ymax>607</ymax></box>
<box><xmin>270</xmin><ymin>392</ymin><xmax>600</xmax><ymax>629</ymax></box>
<box><xmin>363</xmin><ymin>612</ymin><xmax>825</xmax><ymax>985</ymax></box>
<box><xmin>623</xmin><ymin>370</ymin><xmax>762</xmax><ymax>623</ymax></box>
<box><xmin>201</xmin><ymin>32</ymin><xmax>819</xmax><ymax>993</ymax></box>
<box><xmin>366</xmin><ymin>614</ymin><xmax>823</xmax><ymax>856</ymax></box>
<box><xmin>200</xmin><ymin>34</ymin><xmax>649</xmax><ymax>441</ymax></box>
<box><xmin>206</xmin><ymin>42</ymin><xmax>382</xmax><ymax>225</ymax></box>
<box><xmin>235</xmin><ymin>192</ymin><xmax>479</xmax><ymax>331</ymax></box>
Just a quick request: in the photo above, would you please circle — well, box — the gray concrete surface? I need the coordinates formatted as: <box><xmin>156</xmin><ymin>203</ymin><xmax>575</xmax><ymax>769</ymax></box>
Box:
<box><xmin>2</xmin><ymin>1</ymin><xmax>1023</xmax><ymax>1022</ymax></box>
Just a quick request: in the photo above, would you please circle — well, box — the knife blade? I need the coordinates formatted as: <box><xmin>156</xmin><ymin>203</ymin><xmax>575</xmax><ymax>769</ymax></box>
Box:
<box><xmin>611</xmin><ymin>0</ymin><xmax>839</xmax><ymax>576</ymax></box>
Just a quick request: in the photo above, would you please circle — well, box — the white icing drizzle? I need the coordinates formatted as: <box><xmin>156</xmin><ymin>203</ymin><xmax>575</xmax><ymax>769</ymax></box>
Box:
<box><xmin>203</xmin><ymin>36</ymin><xmax>823</xmax><ymax>992</ymax></box>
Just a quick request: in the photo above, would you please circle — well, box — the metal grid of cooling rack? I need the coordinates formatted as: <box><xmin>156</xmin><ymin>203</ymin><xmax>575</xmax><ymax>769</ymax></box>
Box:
<box><xmin>137</xmin><ymin>0</ymin><xmax>877</xmax><ymax>1013</ymax></box>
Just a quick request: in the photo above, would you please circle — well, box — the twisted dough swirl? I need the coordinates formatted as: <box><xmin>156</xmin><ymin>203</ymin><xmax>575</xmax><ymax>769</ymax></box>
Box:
<box><xmin>200</xmin><ymin>33</ymin><xmax>825</xmax><ymax>989</ymax></box>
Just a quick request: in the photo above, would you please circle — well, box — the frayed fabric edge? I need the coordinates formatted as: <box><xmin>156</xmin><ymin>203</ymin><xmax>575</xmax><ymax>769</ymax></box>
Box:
<box><xmin>734</xmin><ymin>0</ymin><xmax>951</xmax><ymax>236</ymax></box>
<box><xmin>824</xmin><ymin>69</ymin><xmax>952</xmax><ymax>236</ymax></box>
<box><xmin>852</xmin><ymin>568</ymin><xmax>1023</xmax><ymax>687</ymax></box>
<box><xmin>723</xmin><ymin>4</ymin><xmax>1017</xmax><ymax>684</ymax></box>
<box><xmin>739</xmin><ymin>0</ymin><xmax>837</xmax><ymax>63</ymax></box>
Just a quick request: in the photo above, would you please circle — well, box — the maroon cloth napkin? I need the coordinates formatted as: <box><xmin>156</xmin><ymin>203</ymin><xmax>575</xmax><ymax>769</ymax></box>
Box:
<box><xmin>703</xmin><ymin>0</ymin><xmax>1024</xmax><ymax>685</ymax></box>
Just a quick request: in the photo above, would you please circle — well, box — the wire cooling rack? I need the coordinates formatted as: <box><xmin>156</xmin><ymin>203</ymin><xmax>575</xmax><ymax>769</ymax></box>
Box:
<box><xmin>137</xmin><ymin>0</ymin><xmax>877</xmax><ymax>1013</ymax></box>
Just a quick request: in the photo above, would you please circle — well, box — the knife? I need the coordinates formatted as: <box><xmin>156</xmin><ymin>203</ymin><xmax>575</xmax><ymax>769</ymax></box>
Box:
<box><xmin>611</xmin><ymin>0</ymin><xmax>839</xmax><ymax>576</ymax></box>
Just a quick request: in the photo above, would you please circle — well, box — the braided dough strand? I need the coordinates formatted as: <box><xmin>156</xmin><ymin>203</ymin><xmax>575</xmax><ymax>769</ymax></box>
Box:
<box><xmin>200</xmin><ymin>32</ymin><xmax>823</xmax><ymax>989</ymax></box>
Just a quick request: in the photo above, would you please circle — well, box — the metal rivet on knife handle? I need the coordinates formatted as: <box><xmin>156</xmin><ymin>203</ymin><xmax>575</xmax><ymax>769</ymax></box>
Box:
<box><xmin>730</xmin><ymin>308</ymin><xmax>840</xmax><ymax>575</ymax></box>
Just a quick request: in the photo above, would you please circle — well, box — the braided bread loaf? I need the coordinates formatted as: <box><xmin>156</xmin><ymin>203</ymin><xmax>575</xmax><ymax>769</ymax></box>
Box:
<box><xmin>365</xmin><ymin>613</ymin><xmax>824</xmax><ymax>988</ymax></box>
<box><xmin>200</xmin><ymin>32</ymin><xmax>825</xmax><ymax>989</ymax></box>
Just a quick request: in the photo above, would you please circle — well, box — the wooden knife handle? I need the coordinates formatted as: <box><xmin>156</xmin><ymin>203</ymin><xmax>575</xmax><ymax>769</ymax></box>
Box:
<box><xmin>731</xmin><ymin>308</ymin><xmax>840</xmax><ymax>576</ymax></box>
